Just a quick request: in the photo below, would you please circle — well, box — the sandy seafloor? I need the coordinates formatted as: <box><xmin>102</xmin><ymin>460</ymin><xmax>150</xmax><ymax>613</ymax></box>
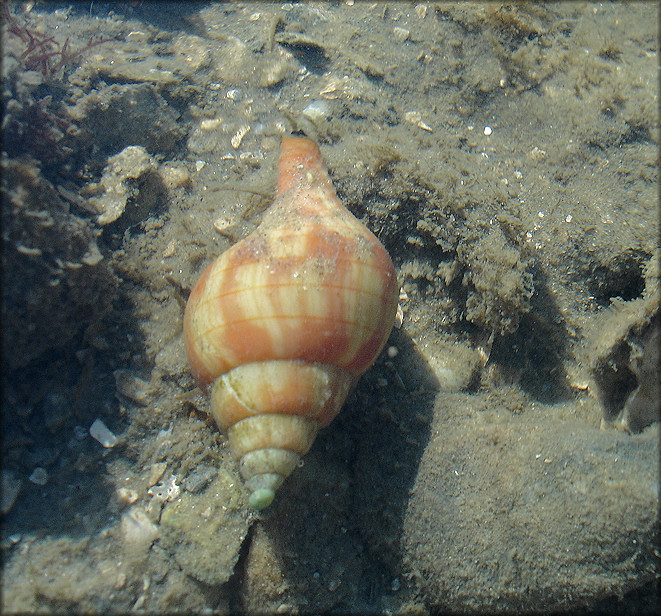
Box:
<box><xmin>1</xmin><ymin>2</ymin><xmax>659</xmax><ymax>614</ymax></box>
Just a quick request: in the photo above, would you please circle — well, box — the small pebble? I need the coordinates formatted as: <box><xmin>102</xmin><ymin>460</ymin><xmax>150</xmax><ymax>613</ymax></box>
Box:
<box><xmin>415</xmin><ymin>4</ymin><xmax>427</xmax><ymax>19</ymax></box>
<box><xmin>160</xmin><ymin>163</ymin><xmax>192</xmax><ymax>191</ymax></box>
<box><xmin>393</xmin><ymin>27</ymin><xmax>410</xmax><ymax>42</ymax></box>
<box><xmin>199</xmin><ymin>117</ymin><xmax>223</xmax><ymax>131</ymax></box>
<box><xmin>148</xmin><ymin>462</ymin><xmax>167</xmax><ymax>487</ymax></box>
<box><xmin>121</xmin><ymin>507</ymin><xmax>158</xmax><ymax>551</ymax></box>
<box><xmin>117</xmin><ymin>487</ymin><xmax>139</xmax><ymax>504</ymax></box>
<box><xmin>404</xmin><ymin>111</ymin><xmax>422</xmax><ymax>125</ymax></box>
<box><xmin>29</xmin><ymin>467</ymin><xmax>49</xmax><ymax>486</ymax></box>
<box><xmin>302</xmin><ymin>100</ymin><xmax>330</xmax><ymax>122</ymax></box>
<box><xmin>114</xmin><ymin>572</ymin><xmax>127</xmax><ymax>589</ymax></box>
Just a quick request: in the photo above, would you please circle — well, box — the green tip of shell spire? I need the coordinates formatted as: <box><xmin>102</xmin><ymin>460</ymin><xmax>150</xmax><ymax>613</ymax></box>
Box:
<box><xmin>249</xmin><ymin>488</ymin><xmax>275</xmax><ymax>510</ymax></box>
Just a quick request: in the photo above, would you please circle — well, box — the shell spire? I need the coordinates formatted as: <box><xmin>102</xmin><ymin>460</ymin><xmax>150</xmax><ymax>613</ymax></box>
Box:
<box><xmin>184</xmin><ymin>135</ymin><xmax>398</xmax><ymax>509</ymax></box>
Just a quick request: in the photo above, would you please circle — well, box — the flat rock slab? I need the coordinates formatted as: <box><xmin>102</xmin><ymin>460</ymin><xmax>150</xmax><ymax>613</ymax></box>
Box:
<box><xmin>397</xmin><ymin>398</ymin><xmax>658</xmax><ymax>612</ymax></box>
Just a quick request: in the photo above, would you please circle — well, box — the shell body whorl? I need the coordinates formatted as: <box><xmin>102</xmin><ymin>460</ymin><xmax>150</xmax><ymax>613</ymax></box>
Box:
<box><xmin>184</xmin><ymin>136</ymin><xmax>398</xmax><ymax>509</ymax></box>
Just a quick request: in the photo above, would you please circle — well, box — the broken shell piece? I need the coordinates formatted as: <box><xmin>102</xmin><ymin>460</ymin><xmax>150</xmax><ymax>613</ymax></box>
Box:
<box><xmin>395</xmin><ymin>304</ymin><xmax>404</xmax><ymax>329</ymax></box>
<box><xmin>231</xmin><ymin>125</ymin><xmax>251</xmax><ymax>149</ymax></box>
<box><xmin>403</xmin><ymin>111</ymin><xmax>433</xmax><ymax>132</ymax></box>
<box><xmin>394</xmin><ymin>288</ymin><xmax>407</xmax><ymax>329</ymax></box>
<box><xmin>147</xmin><ymin>474</ymin><xmax>180</xmax><ymax>503</ymax></box>
<box><xmin>213</xmin><ymin>215</ymin><xmax>235</xmax><ymax>234</ymax></box>
<box><xmin>90</xmin><ymin>418</ymin><xmax>118</xmax><ymax>448</ymax></box>
<box><xmin>404</xmin><ymin>111</ymin><xmax>421</xmax><ymax>124</ymax></box>
<box><xmin>161</xmin><ymin>239</ymin><xmax>178</xmax><ymax>258</ymax></box>
<box><xmin>319</xmin><ymin>74</ymin><xmax>376</xmax><ymax>102</ymax></box>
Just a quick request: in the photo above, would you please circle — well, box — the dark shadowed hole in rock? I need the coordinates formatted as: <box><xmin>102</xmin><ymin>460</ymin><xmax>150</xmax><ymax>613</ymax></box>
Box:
<box><xmin>588</xmin><ymin>250</ymin><xmax>648</xmax><ymax>306</ymax></box>
<box><xmin>490</xmin><ymin>317</ymin><xmax>573</xmax><ymax>405</ymax></box>
<box><xmin>592</xmin><ymin>342</ymin><xmax>639</xmax><ymax>421</ymax></box>
<box><xmin>276</xmin><ymin>42</ymin><xmax>330</xmax><ymax>75</ymax></box>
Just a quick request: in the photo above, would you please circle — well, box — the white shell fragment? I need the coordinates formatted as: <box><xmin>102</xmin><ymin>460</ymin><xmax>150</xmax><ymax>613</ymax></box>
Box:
<box><xmin>90</xmin><ymin>418</ymin><xmax>118</xmax><ymax>448</ymax></box>
<box><xmin>395</xmin><ymin>304</ymin><xmax>404</xmax><ymax>329</ymax></box>
<box><xmin>231</xmin><ymin>124</ymin><xmax>251</xmax><ymax>149</ymax></box>
<box><xmin>403</xmin><ymin>111</ymin><xmax>433</xmax><ymax>132</ymax></box>
<box><xmin>147</xmin><ymin>474</ymin><xmax>180</xmax><ymax>503</ymax></box>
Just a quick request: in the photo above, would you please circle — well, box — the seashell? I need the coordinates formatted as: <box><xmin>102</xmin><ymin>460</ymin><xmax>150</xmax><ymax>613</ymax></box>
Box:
<box><xmin>183</xmin><ymin>136</ymin><xmax>398</xmax><ymax>509</ymax></box>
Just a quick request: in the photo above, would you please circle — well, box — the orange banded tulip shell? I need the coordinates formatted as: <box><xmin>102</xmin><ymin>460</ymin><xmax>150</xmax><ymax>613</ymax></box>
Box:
<box><xmin>183</xmin><ymin>136</ymin><xmax>398</xmax><ymax>509</ymax></box>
